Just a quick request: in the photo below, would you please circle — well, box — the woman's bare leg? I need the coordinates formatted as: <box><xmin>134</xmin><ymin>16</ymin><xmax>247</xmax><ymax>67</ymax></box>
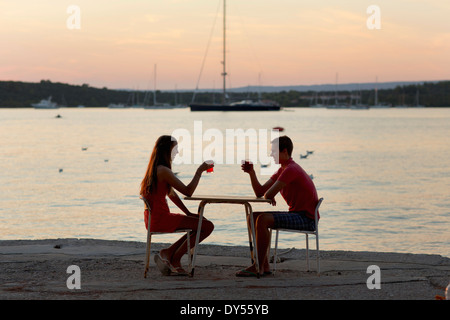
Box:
<box><xmin>160</xmin><ymin>215</ymin><xmax>214</xmax><ymax>269</ymax></box>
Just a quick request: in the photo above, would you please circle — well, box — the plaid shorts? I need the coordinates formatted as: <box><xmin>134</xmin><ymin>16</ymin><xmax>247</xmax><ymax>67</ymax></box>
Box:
<box><xmin>272</xmin><ymin>211</ymin><xmax>316</xmax><ymax>231</ymax></box>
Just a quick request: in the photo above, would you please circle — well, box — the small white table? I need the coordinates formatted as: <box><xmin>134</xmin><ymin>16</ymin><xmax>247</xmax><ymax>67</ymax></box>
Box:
<box><xmin>184</xmin><ymin>195</ymin><xmax>272</xmax><ymax>278</ymax></box>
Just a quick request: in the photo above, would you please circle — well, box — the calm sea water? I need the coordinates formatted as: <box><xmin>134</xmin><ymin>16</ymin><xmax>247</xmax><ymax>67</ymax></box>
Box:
<box><xmin>0</xmin><ymin>107</ymin><xmax>449</xmax><ymax>257</ymax></box>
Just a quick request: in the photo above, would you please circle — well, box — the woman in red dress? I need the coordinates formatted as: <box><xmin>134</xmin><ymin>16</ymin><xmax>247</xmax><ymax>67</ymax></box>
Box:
<box><xmin>140</xmin><ymin>135</ymin><xmax>214</xmax><ymax>275</ymax></box>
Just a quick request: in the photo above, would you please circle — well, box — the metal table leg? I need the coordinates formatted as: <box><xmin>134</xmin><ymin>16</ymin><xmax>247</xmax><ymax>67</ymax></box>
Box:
<box><xmin>245</xmin><ymin>202</ymin><xmax>260</xmax><ymax>278</ymax></box>
<box><xmin>190</xmin><ymin>200</ymin><xmax>206</xmax><ymax>277</ymax></box>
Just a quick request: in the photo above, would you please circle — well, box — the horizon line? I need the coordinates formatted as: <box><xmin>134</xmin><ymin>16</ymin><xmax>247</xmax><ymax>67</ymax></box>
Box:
<box><xmin>2</xmin><ymin>78</ymin><xmax>449</xmax><ymax>92</ymax></box>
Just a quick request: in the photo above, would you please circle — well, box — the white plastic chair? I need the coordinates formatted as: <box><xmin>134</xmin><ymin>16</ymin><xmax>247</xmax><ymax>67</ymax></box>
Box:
<box><xmin>270</xmin><ymin>197</ymin><xmax>323</xmax><ymax>275</ymax></box>
<box><xmin>141</xmin><ymin>196</ymin><xmax>193</xmax><ymax>278</ymax></box>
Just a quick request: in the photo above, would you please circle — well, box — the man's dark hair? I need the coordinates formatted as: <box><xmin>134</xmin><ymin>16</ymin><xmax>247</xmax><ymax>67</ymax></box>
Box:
<box><xmin>272</xmin><ymin>135</ymin><xmax>293</xmax><ymax>157</ymax></box>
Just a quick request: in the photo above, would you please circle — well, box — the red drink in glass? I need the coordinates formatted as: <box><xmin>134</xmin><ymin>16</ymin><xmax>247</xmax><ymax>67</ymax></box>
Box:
<box><xmin>206</xmin><ymin>160</ymin><xmax>214</xmax><ymax>173</ymax></box>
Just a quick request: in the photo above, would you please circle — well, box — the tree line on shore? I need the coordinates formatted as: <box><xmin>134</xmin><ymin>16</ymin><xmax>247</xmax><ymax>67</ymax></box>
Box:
<box><xmin>0</xmin><ymin>79</ymin><xmax>449</xmax><ymax>108</ymax></box>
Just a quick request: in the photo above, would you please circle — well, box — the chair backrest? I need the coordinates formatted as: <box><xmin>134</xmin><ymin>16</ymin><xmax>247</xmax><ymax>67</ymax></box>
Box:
<box><xmin>314</xmin><ymin>198</ymin><xmax>324</xmax><ymax>231</ymax></box>
<box><xmin>140</xmin><ymin>196</ymin><xmax>152</xmax><ymax>230</ymax></box>
<box><xmin>140</xmin><ymin>196</ymin><xmax>151</xmax><ymax>214</ymax></box>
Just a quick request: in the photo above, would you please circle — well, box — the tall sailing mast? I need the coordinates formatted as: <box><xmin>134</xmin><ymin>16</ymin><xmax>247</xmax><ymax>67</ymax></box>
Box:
<box><xmin>221</xmin><ymin>0</ymin><xmax>227</xmax><ymax>104</ymax></box>
<box><xmin>153</xmin><ymin>64</ymin><xmax>157</xmax><ymax>106</ymax></box>
<box><xmin>189</xmin><ymin>0</ymin><xmax>280</xmax><ymax>111</ymax></box>
<box><xmin>374</xmin><ymin>76</ymin><xmax>378</xmax><ymax>106</ymax></box>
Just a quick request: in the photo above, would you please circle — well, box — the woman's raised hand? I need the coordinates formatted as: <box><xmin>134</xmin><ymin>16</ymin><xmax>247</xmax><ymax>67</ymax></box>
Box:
<box><xmin>198</xmin><ymin>160</ymin><xmax>214</xmax><ymax>173</ymax></box>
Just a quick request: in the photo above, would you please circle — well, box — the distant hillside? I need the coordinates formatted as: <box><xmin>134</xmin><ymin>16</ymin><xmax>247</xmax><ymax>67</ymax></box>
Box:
<box><xmin>0</xmin><ymin>79</ymin><xmax>449</xmax><ymax>107</ymax></box>
<box><xmin>0</xmin><ymin>80</ymin><xmax>130</xmax><ymax>108</ymax></box>
<box><xmin>199</xmin><ymin>81</ymin><xmax>428</xmax><ymax>93</ymax></box>
<box><xmin>261</xmin><ymin>81</ymin><xmax>450</xmax><ymax>108</ymax></box>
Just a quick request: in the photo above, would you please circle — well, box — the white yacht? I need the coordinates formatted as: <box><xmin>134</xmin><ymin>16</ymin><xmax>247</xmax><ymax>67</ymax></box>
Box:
<box><xmin>32</xmin><ymin>96</ymin><xmax>59</xmax><ymax>109</ymax></box>
<box><xmin>107</xmin><ymin>103</ymin><xmax>127</xmax><ymax>108</ymax></box>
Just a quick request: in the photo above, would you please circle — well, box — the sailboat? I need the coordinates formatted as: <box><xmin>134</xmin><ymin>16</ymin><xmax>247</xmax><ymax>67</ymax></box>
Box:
<box><xmin>413</xmin><ymin>87</ymin><xmax>424</xmax><ymax>108</ymax></box>
<box><xmin>189</xmin><ymin>0</ymin><xmax>280</xmax><ymax>112</ymax></box>
<box><xmin>370</xmin><ymin>76</ymin><xmax>391</xmax><ymax>108</ymax></box>
<box><xmin>144</xmin><ymin>65</ymin><xmax>187</xmax><ymax>109</ymax></box>
<box><xmin>326</xmin><ymin>73</ymin><xmax>349</xmax><ymax>109</ymax></box>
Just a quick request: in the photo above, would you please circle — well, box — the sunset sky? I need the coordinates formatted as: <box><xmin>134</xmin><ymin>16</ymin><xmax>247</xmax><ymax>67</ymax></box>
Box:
<box><xmin>1</xmin><ymin>0</ymin><xmax>449</xmax><ymax>90</ymax></box>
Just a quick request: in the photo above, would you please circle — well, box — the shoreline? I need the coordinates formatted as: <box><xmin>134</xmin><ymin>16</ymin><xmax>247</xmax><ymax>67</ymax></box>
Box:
<box><xmin>1</xmin><ymin>238</ymin><xmax>449</xmax><ymax>300</ymax></box>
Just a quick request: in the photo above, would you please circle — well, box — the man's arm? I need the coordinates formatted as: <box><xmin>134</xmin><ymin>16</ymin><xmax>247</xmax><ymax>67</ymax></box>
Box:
<box><xmin>248</xmin><ymin>170</ymin><xmax>275</xmax><ymax>197</ymax></box>
<box><xmin>264</xmin><ymin>180</ymin><xmax>286</xmax><ymax>200</ymax></box>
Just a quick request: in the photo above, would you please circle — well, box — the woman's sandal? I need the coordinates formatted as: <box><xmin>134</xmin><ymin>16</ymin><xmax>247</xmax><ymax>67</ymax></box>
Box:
<box><xmin>154</xmin><ymin>254</ymin><xmax>172</xmax><ymax>276</ymax></box>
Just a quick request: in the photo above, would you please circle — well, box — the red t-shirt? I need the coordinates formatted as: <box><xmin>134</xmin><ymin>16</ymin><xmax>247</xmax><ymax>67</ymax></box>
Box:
<box><xmin>270</xmin><ymin>158</ymin><xmax>319</xmax><ymax>220</ymax></box>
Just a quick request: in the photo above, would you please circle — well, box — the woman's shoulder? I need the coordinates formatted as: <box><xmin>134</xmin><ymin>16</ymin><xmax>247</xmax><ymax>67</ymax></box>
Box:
<box><xmin>156</xmin><ymin>165</ymin><xmax>173</xmax><ymax>177</ymax></box>
<box><xmin>156</xmin><ymin>164</ymin><xmax>172</xmax><ymax>173</ymax></box>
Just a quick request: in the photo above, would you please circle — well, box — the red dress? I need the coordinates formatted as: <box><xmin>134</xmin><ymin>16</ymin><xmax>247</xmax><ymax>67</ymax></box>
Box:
<box><xmin>143</xmin><ymin>180</ymin><xmax>185</xmax><ymax>232</ymax></box>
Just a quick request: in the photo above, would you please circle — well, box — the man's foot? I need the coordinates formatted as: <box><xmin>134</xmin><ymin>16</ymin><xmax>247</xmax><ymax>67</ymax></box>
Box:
<box><xmin>263</xmin><ymin>262</ymin><xmax>271</xmax><ymax>275</ymax></box>
<box><xmin>235</xmin><ymin>269</ymin><xmax>259</xmax><ymax>277</ymax></box>
<box><xmin>235</xmin><ymin>265</ymin><xmax>265</xmax><ymax>277</ymax></box>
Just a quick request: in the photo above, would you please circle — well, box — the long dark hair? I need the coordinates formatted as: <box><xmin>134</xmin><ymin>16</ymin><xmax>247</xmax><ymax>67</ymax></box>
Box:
<box><xmin>140</xmin><ymin>135</ymin><xmax>177</xmax><ymax>196</ymax></box>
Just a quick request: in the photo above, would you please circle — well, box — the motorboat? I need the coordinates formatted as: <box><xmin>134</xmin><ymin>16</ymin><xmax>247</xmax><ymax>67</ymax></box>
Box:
<box><xmin>32</xmin><ymin>96</ymin><xmax>59</xmax><ymax>109</ymax></box>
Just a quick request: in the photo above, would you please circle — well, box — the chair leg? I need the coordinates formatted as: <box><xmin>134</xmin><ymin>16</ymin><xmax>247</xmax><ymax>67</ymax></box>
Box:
<box><xmin>244</xmin><ymin>204</ymin><xmax>255</xmax><ymax>265</ymax></box>
<box><xmin>273</xmin><ymin>230</ymin><xmax>279</xmax><ymax>274</ymax></box>
<box><xmin>305</xmin><ymin>234</ymin><xmax>310</xmax><ymax>272</ymax></box>
<box><xmin>267</xmin><ymin>229</ymin><xmax>272</xmax><ymax>270</ymax></box>
<box><xmin>187</xmin><ymin>230</ymin><xmax>192</xmax><ymax>273</ymax></box>
<box><xmin>316</xmin><ymin>234</ymin><xmax>320</xmax><ymax>275</ymax></box>
<box><xmin>189</xmin><ymin>246</ymin><xmax>195</xmax><ymax>270</ymax></box>
<box><xmin>144</xmin><ymin>233</ymin><xmax>152</xmax><ymax>278</ymax></box>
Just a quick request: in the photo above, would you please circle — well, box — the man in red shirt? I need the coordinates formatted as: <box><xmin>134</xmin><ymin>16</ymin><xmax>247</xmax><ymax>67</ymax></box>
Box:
<box><xmin>237</xmin><ymin>135</ymin><xmax>319</xmax><ymax>277</ymax></box>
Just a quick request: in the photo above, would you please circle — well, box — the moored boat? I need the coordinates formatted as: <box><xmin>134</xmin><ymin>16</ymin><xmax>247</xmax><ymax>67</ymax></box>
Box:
<box><xmin>32</xmin><ymin>96</ymin><xmax>59</xmax><ymax>109</ymax></box>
